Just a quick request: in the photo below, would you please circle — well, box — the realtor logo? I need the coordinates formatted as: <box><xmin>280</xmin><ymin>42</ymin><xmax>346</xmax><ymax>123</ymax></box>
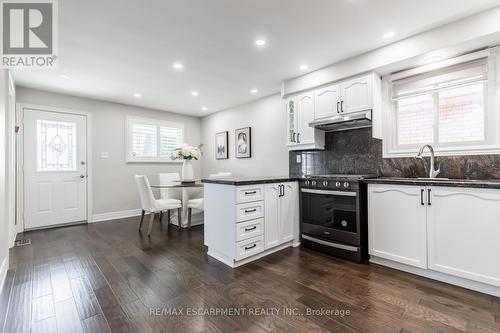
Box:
<box><xmin>1</xmin><ymin>0</ymin><xmax>58</xmax><ymax>68</ymax></box>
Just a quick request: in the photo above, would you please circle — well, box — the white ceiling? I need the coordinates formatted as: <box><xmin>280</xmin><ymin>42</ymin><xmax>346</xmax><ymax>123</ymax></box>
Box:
<box><xmin>12</xmin><ymin>0</ymin><xmax>500</xmax><ymax>117</ymax></box>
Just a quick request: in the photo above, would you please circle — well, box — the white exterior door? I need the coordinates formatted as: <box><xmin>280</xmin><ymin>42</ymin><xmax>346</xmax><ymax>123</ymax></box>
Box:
<box><xmin>296</xmin><ymin>92</ymin><xmax>315</xmax><ymax>145</ymax></box>
<box><xmin>340</xmin><ymin>75</ymin><xmax>372</xmax><ymax>114</ymax></box>
<box><xmin>314</xmin><ymin>84</ymin><xmax>341</xmax><ymax>119</ymax></box>
<box><xmin>368</xmin><ymin>184</ymin><xmax>427</xmax><ymax>268</ymax></box>
<box><xmin>427</xmin><ymin>187</ymin><xmax>500</xmax><ymax>287</ymax></box>
<box><xmin>24</xmin><ymin>109</ymin><xmax>88</xmax><ymax>229</ymax></box>
<box><xmin>280</xmin><ymin>182</ymin><xmax>297</xmax><ymax>243</ymax></box>
<box><xmin>264</xmin><ymin>183</ymin><xmax>280</xmax><ymax>249</ymax></box>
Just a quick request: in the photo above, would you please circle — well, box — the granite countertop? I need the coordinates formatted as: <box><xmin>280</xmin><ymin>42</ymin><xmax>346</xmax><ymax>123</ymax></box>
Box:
<box><xmin>201</xmin><ymin>176</ymin><xmax>299</xmax><ymax>186</ymax></box>
<box><xmin>363</xmin><ymin>177</ymin><xmax>500</xmax><ymax>189</ymax></box>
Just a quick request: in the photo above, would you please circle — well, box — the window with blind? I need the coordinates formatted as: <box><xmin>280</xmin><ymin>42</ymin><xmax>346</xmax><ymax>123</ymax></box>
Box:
<box><xmin>385</xmin><ymin>53</ymin><xmax>500</xmax><ymax>157</ymax></box>
<box><xmin>126</xmin><ymin>117</ymin><xmax>184</xmax><ymax>162</ymax></box>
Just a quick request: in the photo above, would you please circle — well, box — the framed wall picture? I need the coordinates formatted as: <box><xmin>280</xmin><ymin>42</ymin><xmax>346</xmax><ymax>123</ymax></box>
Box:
<box><xmin>215</xmin><ymin>131</ymin><xmax>229</xmax><ymax>159</ymax></box>
<box><xmin>235</xmin><ymin>127</ymin><xmax>251</xmax><ymax>158</ymax></box>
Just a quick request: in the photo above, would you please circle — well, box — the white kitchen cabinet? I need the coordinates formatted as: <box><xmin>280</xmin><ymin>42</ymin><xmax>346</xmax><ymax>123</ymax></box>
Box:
<box><xmin>314</xmin><ymin>84</ymin><xmax>341</xmax><ymax>119</ymax></box>
<box><xmin>427</xmin><ymin>187</ymin><xmax>500</xmax><ymax>287</ymax></box>
<box><xmin>286</xmin><ymin>96</ymin><xmax>325</xmax><ymax>150</ymax></box>
<box><xmin>368</xmin><ymin>184</ymin><xmax>428</xmax><ymax>268</ymax></box>
<box><xmin>340</xmin><ymin>74</ymin><xmax>373</xmax><ymax>114</ymax></box>
<box><xmin>264</xmin><ymin>182</ymin><xmax>299</xmax><ymax>249</ymax></box>
<box><xmin>204</xmin><ymin>181</ymin><xmax>300</xmax><ymax>268</ymax></box>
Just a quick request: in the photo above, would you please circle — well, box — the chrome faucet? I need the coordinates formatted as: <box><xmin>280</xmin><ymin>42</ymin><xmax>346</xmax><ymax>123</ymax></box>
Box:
<box><xmin>416</xmin><ymin>145</ymin><xmax>441</xmax><ymax>178</ymax></box>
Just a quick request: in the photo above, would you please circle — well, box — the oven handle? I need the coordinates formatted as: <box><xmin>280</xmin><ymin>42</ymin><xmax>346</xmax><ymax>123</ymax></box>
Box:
<box><xmin>302</xmin><ymin>235</ymin><xmax>359</xmax><ymax>252</ymax></box>
<box><xmin>301</xmin><ymin>188</ymin><xmax>356</xmax><ymax>197</ymax></box>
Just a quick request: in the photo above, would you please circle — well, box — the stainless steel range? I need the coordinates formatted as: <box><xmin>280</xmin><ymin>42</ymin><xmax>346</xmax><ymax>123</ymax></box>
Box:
<box><xmin>299</xmin><ymin>174</ymin><xmax>376</xmax><ymax>263</ymax></box>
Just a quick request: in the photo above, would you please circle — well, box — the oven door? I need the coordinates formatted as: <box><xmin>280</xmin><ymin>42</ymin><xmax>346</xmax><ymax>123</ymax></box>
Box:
<box><xmin>301</xmin><ymin>188</ymin><xmax>359</xmax><ymax>245</ymax></box>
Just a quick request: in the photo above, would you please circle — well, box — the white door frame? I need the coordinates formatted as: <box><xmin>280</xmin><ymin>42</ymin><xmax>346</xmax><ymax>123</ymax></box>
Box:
<box><xmin>17</xmin><ymin>103</ymin><xmax>93</xmax><ymax>231</ymax></box>
<box><xmin>7</xmin><ymin>72</ymin><xmax>16</xmax><ymax>247</ymax></box>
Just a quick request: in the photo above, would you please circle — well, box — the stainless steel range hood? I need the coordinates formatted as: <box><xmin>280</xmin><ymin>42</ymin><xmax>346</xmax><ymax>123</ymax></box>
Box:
<box><xmin>309</xmin><ymin>110</ymin><xmax>372</xmax><ymax>132</ymax></box>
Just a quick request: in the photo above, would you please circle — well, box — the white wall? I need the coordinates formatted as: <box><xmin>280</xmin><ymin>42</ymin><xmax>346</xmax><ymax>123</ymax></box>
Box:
<box><xmin>0</xmin><ymin>70</ymin><xmax>9</xmax><ymax>288</ymax></box>
<box><xmin>200</xmin><ymin>93</ymin><xmax>289</xmax><ymax>177</ymax></box>
<box><xmin>16</xmin><ymin>87</ymin><xmax>202</xmax><ymax>216</ymax></box>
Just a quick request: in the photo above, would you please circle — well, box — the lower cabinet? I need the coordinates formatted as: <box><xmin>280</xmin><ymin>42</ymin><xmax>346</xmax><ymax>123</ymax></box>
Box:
<box><xmin>427</xmin><ymin>187</ymin><xmax>500</xmax><ymax>287</ymax></box>
<box><xmin>368</xmin><ymin>184</ymin><xmax>427</xmax><ymax>268</ymax></box>
<box><xmin>264</xmin><ymin>182</ymin><xmax>298</xmax><ymax>249</ymax></box>
<box><xmin>368</xmin><ymin>184</ymin><xmax>500</xmax><ymax>288</ymax></box>
<box><xmin>204</xmin><ymin>181</ymin><xmax>299</xmax><ymax>268</ymax></box>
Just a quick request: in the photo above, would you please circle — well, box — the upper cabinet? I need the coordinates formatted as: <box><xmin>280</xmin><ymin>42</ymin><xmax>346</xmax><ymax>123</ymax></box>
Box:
<box><xmin>286</xmin><ymin>93</ymin><xmax>325</xmax><ymax>150</ymax></box>
<box><xmin>340</xmin><ymin>75</ymin><xmax>373</xmax><ymax>114</ymax></box>
<box><xmin>285</xmin><ymin>72</ymin><xmax>382</xmax><ymax>150</ymax></box>
<box><xmin>314</xmin><ymin>84</ymin><xmax>341</xmax><ymax>119</ymax></box>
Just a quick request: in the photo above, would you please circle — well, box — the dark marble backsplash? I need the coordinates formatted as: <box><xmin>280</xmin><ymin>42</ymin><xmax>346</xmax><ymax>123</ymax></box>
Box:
<box><xmin>289</xmin><ymin>128</ymin><xmax>500</xmax><ymax>180</ymax></box>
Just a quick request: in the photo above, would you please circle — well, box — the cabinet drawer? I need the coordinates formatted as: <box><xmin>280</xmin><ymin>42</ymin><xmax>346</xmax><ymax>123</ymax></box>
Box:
<box><xmin>236</xmin><ymin>185</ymin><xmax>264</xmax><ymax>203</ymax></box>
<box><xmin>235</xmin><ymin>235</ymin><xmax>264</xmax><ymax>261</ymax></box>
<box><xmin>236</xmin><ymin>201</ymin><xmax>264</xmax><ymax>222</ymax></box>
<box><xmin>236</xmin><ymin>218</ymin><xmax>263</xmax><ymax>242</ymax></box>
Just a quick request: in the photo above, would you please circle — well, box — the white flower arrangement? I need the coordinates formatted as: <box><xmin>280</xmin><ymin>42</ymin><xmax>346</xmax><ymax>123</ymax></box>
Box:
<box><xmin>171</xmin><ymin>143</ymin><xmax>203</xmax><ymax>160</ymax></box>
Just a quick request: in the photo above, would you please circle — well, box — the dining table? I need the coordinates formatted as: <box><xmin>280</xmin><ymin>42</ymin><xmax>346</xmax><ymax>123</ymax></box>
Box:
<box><xmin>150</xmin><ymin>181</ymin><xmax>203</xmax><ymax>229</ymax></box>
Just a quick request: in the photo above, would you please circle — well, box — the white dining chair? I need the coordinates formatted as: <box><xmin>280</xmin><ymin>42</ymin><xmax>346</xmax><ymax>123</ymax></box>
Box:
<box><xmin>208</xmin><ymin>172</ymin><xmax>232</xmax><ymax>178</ymax></box>
<box><xmin>135</xmin><ymin>175</ymin><xmax>182</xmax><ymax>236</ymax></box>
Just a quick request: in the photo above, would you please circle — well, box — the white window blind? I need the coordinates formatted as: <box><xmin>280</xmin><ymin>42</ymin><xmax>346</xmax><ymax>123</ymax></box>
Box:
<box><xmin>127</xmin><ymin>117</ymin><xmax>184</xmax><ymax>162</ymax></box>
<box><xmin>388</xmin><ymin>58</ymin><xmax>492</xmax><ymax>154</ymax></box>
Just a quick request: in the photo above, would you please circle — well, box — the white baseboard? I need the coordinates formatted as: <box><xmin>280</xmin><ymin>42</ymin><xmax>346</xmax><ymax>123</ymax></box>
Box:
<box><xmin>91</xmin><ymin>209</ymin><xmax>142</xmax><ymax>223</ymax></box>
<box><xmin>370</xmin><ymin>256</ymin><xmax>500</xmax><ymax>297</ymax></box>
<box><xmin>91</xmin><ymin>209</ymin><xmax>205</xmax><ymax>228</ymax></box>
<box><xmin>0</xmin><ymin>257</ymin><xmax>8</xmax><ymax>293</ymax></box>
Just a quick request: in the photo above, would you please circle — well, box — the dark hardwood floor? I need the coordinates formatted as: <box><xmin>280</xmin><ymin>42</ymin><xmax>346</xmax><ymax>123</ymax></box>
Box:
<box><xmin>1</xmin><ymin>216</ymin><xmax>500</xmax><ymax>333</ymax></box>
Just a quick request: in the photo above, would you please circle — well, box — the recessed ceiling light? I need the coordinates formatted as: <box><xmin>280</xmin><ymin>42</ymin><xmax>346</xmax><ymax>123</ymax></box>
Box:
<box><xmin>299</xmin><ymin>64</ymin><xmax>309</xmax><ymax>71</ymax></box>
<box><xmin>172</xmin><ymin>62</ymin><xmax>184</xmax><ymax>70</ymax></box>
<box><xmin>255</xmin><ymin>39</ymin><xmax>266</xmax><ymax>47</ymax></box>
<box><xmin>59</xmin><ymin>74</ymin><xmax>70</xmax><ymax>79</ymax></box>
<box><xmin>133</xmin><ymin>93</ymin><xmax>141</xmax><ymax>98</ymax></box>
<box><xmin>201</xmin><ymin>106</ymin><xmax>208</xmax><ymax>111</ymax></box>
<box><xmin>251</xmin><ymin>88</ymin><xmax>258</xmax><ymax>94</ymax></box>
<box><xmin>191</xmin><ymin>91</ymin><xmax>199</xmax><ymax>97</ymax></box>
<box><xmin>383</xmin><ymin>31</ymin><xmax>395</xmax><ymax>39</ymax></box>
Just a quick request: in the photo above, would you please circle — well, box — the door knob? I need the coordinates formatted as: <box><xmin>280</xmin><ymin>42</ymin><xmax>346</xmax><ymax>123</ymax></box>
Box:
<box><xmin>80</xmin><ymin>175</ymin><xmax>85</xmax><ymax>179</ymax></box>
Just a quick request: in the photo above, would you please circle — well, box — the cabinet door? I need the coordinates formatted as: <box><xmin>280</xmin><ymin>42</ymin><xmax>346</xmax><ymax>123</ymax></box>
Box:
<box><xmin>264</xmin><ymin>183</ymin><xmax>281</xmax><ymax>249</ymax></box>
<box><xmin>427</xmin><ymin>187</ymin><xmax>500</xmax><ymax>287</ymax></box>
<box><xmin>296</xmin><ymin>92</ymin><xmax>315</xmax><ymax>145</ymax></box>
<box><xmin>279</xmin><ymin>182</ymin><xmax>298</xmax><ymax>243</ymax></box>
<box><xmin>368</xmin><ymin>184</ymin><xmax>427</xmax><ymax>268</ymax></box>
<box><xmin>285</xmin><ymin>98</ymin><xmax>297</xmax><ymax>146</ymax></box>
<box><xmin>340</xmin><ymin>75</ymin><xmax>372</xmax><ymax>114</ymax></box>
<box><xmin>314</xmin><ymin>84</ymin><xmax>341</xmax><ymax>119</ymax></box>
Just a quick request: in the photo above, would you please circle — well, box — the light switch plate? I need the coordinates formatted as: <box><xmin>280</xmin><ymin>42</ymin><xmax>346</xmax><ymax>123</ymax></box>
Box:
<box><xmin>101</xmin><ymin>152</ymin><xmax>109</xmax><ymax>159</ymax></box>
<box><xmin>296</xmin><ymin>154</ymin><xmax>301</xmax><ymax>163</ymax></box>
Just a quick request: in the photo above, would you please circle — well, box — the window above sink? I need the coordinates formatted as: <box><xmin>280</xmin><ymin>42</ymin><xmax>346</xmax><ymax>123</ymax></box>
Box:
<box><xmin>383</xmin><ymin>48</ymin><xmax>500</xmax><ymax>158</ymax></box>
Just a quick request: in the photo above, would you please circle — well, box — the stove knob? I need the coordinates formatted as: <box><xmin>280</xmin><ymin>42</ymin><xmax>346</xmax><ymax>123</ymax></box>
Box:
<box><xmin>305</xmin><ymin>180</ymin><xmax>310</xmax><ymax>186</ymax></box>
<box><xmin>335</xmin><ymin>181</ymin><xmax>341</xmax><ymax>188</ymax></box>
<box><xmin>323</xmin><ymin>181</ymin><xmax>329</xmax><ymax>187</ymax></box>
<box><xmin>343</xmin><ymin>182</ymin><xmax>350</xmax><ymax>188</ymax></box>
<box><xmin>311</xmin><ymin>180</ymin><xmax>317</xmax><ymax>186</ymax></box>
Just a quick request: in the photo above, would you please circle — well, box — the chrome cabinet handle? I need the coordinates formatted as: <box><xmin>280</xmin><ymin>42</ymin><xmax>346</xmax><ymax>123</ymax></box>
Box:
<box><xmin>340</xmin><ymin>100</ymin><xmax>344</xmax><ymax>113</ymax></box>
<box><xmin>421</xmin><ymin>189</ymin><xmax>425</xmax><ymax>205</ymax></box>
<box><xmin>244</xmin><ymin>208</ymin><xmax>257</xmax><ymax>213</ymax></box>
<box><xmin>244</xmin><ymin>191</ymin><xmax>256</xmax><ymax>195</ymax></box>
<box><xmin>244</xmin><ymin>226</ymin><xmax>257</xmax><ymax>232</ymax></box>
<box><xmin>80</xmin><ymin>175</ymin><xmax>85</xmax><ymax>179</ymax></box>
<box><xmin>297</xmin><ymin>133</ymin><xmax>301</xmax><ymax>143</ymax></box>
<box><xmin>427</xmin><ymin>189</ymin><xmax>432</xmax><ymax>206</ymax></box>
<box><xmin>244</xmin><ymin>244</ymin><xmax>257</xmax><ymax>250</ymax></box>
<box><xmin>336</xmin><ymin>101</ymin><xmax>340</xmax><ymax>113</ymax></box>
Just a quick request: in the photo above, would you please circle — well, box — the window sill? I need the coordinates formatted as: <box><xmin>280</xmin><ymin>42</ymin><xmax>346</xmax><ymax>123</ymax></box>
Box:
<box><xmin>126</xmin><ymin>159</ymin><xmax>184</xmax><ymax>164</ymax></box>
<box><xmin>383</xmin><ymin>146</ymin><xmax>500</xmax><ymax>158</ymax></box>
